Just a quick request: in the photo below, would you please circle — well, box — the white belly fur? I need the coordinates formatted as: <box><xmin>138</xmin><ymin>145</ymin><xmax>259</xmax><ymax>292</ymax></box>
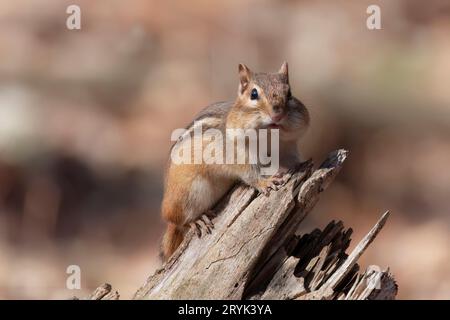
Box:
<box><xmin>185</xmin><ymin>175</ymin><xmax>233</xmax><ymax>222</ymax></box>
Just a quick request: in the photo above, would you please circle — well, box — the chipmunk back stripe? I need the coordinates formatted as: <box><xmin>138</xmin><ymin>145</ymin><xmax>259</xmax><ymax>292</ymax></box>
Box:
<box><xmin>161</xmin><ymin>62</ymin><xmax>310</xmax><ymax>260</ymax></box>
<box><xmin>169</xmin><ymin>114</ymin><xmax>224</xmax><ymax>153</ymax></box>
<box><xmin>186</xmin><ymin>101</ymin><xmax>233</xmax><ymax>131</ymax></box>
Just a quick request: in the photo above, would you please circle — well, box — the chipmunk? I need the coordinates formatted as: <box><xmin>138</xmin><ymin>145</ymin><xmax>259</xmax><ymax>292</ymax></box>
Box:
<box><xmin>160</xmin><ymin>62</ymin><xmax>310</xmax><ymax>261</ymax></box>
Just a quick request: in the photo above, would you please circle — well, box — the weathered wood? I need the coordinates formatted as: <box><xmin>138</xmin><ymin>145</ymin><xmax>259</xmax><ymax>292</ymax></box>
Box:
<box><xmin>83</xmin><ymin>283</ymin><xmax>120</xmax><ymax>300</ymax></box>
<box><xmin>316</xmin><ymin>211</ymin><xmax>391</xmax><ymax>299</ymax></box>
<box><xmin>88</xmin><ymin>283</ymin><xmax>112</xmax><ymax>300</ymax></box>
<box><xmin>85</xmin><ymin>149</ymin><xmax>397</xmax><ymax>300</ymax></box>
<box><xmin>250</xmin><ymin>213</ymin><xmax>397</xmax><ymax>300</ymax></box>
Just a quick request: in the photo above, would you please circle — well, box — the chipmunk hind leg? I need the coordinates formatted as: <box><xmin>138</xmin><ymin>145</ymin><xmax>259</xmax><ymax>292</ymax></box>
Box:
<box><xmin>160</xmin><ymin>164</ymin><xmax>233</xmax><ymax>259</ymax></box>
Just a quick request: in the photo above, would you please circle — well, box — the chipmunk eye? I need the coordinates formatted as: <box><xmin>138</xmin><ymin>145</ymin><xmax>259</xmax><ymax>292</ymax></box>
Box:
<box><xmin>250</xmin><ymin>88</ymin><xmax>259</xmax><ymax>100</ymax></box>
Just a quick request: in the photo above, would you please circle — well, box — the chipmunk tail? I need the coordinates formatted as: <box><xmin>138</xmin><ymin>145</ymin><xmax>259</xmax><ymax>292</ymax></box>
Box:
<box><xmin>161</xmin><ymin>223</ymin><xmax>185</xmax><ymax>261</ymax></box>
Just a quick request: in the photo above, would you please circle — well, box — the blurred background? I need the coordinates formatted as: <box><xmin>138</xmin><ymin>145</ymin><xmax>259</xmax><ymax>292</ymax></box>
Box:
<box><xmin>0</xmin><ymin>0</ymin><xmax>449</xmax><ymax>299</ymax></box>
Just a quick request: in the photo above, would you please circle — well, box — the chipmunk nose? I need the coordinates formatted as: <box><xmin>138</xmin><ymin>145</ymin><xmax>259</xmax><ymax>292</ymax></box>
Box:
<box><xmin>271</xmin><ymin>105</ymin><xmax>285</xmax><ymax>123</ymax></box>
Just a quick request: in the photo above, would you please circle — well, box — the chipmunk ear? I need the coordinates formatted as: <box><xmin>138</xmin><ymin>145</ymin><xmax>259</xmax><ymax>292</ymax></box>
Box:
<box><xmin>279</xmin><ymin>61</ymin><xmax>289</xmax><ymax>81</ymax></box>
<box><xmin>238</xmin><ymin>63</ymin><xmax>252</xmax><ymax>93</ymax></box>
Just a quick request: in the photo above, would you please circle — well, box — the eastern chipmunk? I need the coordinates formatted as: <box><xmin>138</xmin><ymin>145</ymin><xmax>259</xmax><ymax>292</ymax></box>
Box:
<box><xmin>161</xmin><ymin>62</ymin><xmax>310</xmax><ymax>260</ymax></box>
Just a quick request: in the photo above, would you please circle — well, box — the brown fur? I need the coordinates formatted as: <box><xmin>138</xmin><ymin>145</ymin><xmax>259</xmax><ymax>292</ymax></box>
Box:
<box><xmin>161</xmin><ymin>222</ymin><xmax>185</xmax><ymax>259</ymax></box>
<box><xmin>160</xmin><ymin>62</ymin><xmax>310</xmax><ymax>260</ymax></box>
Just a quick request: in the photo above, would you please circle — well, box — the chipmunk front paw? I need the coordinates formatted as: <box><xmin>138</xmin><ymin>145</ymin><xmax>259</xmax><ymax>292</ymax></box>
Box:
<box><xmin>256</xmin><ymin>174</ymin><xmax>289</xmax><ymax>196</ymax></box>
<box><xmin>256</xmin><ymin>161</ymin><xmax>312</xmax><ymax>196</ymax></box>
<box><xmin>189</xmin><ymin>214</ymin><xmax>215</xmax><ymax>238</ymax></box>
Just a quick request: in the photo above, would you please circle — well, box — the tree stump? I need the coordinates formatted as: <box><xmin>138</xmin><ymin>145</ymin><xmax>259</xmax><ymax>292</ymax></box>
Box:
<box><xmin>83</xmin><ymin>149</ymin><xmax>397</xmax><ymax>300</ymax></box>
<box><xmin>123</xmin><ymin>149</ymin><xmax>397</xmax><ymax>300</ymax></box>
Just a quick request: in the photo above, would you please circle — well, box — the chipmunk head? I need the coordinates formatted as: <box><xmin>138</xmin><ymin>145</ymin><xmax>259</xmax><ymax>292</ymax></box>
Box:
<box><xmin>228</xmin><ymin>62</ymin><xmax>309</xmax><ymax>141</ymax></box>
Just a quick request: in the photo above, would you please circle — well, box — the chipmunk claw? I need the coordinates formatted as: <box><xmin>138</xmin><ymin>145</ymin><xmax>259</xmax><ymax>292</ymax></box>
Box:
<box><xmin>201</xmin><ymin>214</ymin><xmax>214</xmax><ymax>230</ymax></box>
<box><xmin>189</xmin><ymin>221</ymin><xmax>202</xmax><ymax>237</ymax></box>
<box><xmin>271</xmin><ymin>174</ymin><xmax>289</xmax><ymax>186</ymax></box>
<box><xmin>257</xmin><ymin>175</ymin><xmax>287</xmax><ymax>196</ymax></box>
<box><xmin>257</xmin><ymin>187</ymin><xmax>269</xmax><ymax>196</ymax></box>
<box><xmin>190</xmin><ymin>214</ymin><xmax>214</xmax><ymax>238</ymax></box>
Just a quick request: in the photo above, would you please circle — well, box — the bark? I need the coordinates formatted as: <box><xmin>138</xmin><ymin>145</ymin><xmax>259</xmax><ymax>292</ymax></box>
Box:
<box><xmin>122</xmin><ymin>149</ymin><xmax>397</xmax><ymax>300</ymax></box>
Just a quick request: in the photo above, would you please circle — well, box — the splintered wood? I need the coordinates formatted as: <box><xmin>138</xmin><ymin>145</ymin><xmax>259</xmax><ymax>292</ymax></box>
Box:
<box><xmin>88</xmin><ymin>149</ymin><xmax>397</xmax><ymax>300</ymax></box>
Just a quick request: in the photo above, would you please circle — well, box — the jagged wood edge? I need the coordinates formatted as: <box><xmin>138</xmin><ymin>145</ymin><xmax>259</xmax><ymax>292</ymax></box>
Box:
<box><xmin>82</xmin><ymin>149</ymin><xmax>397</xmax><ymax>300</ymax></box>
<box><xmin>243</xmin><ymin>150</ymin><xmax>348</xmax><ymax>298</ymax></box>
<box><xmin>132</xmin><ymin>149</ymin><xmax>348</xmax><ymax>300</ymax></box>
<box><xmin>257</xmin><ymin>212</ymin><xmax>397</xmax><ymax>300</ymax></box>
<box><xmin>76</xmin><ymin>283</ymin><xmax>120</xmax><ymax>300</ymax></box>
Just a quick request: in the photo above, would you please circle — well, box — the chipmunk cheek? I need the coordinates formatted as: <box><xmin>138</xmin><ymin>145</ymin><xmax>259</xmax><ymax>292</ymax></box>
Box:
<box><xmin>248</xmin><ymin>97</ymin><xmax>259</xmax><ymax>107</ymax></box>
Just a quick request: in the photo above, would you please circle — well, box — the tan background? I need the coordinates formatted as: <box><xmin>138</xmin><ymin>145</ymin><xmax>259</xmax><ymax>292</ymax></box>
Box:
<box><xmin>0</xmin><ymin>0</ymin><xmax>449</xmax><ymax>299</ymax></box>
